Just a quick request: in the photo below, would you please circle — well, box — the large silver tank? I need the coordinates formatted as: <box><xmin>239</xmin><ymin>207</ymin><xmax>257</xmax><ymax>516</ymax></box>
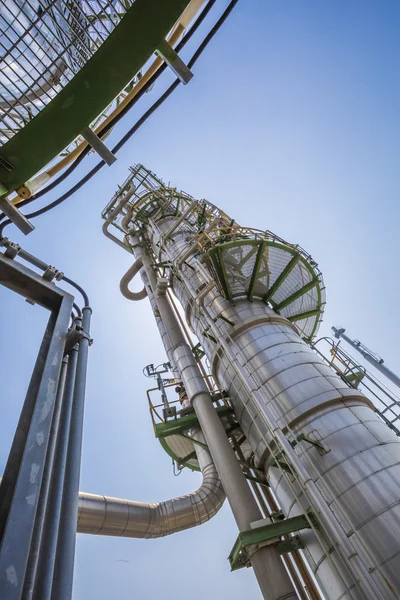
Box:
<box><xmin>146</xmin><ymin>217</ymin><xmax>400</xmax><ymax>600</ymax></box>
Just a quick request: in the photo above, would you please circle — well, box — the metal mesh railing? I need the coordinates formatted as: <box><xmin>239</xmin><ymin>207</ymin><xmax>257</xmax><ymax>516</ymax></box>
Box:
<box><xmin>312</xmin><ymin>337</ymin><xmax>400</xmax><ymax>437</ymax></box>
<box><xmin>0</xmin><ymin>0</ymin><xmax>134</xmax><ymax>145</ymax></box>
<box><xmin>197</xmin><ymin>226</ymin><xmax>326</xmax><ymax>340</ymax></box>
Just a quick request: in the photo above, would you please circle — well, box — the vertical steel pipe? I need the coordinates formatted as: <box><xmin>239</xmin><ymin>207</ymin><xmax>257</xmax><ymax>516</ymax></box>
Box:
<box><xmin>22</xmin><ymin>355</ymin><xmax>69</xmax><ymax>600</ymax></box>
<box><xmin>33</xmin><ymin>346</ymin><xmax>79</xmax><ymax>600</ymax></box>
<box><xmin>51</xmin><ymin>307</ymin><xmax>91</xmax><ymax>600</ymax></box>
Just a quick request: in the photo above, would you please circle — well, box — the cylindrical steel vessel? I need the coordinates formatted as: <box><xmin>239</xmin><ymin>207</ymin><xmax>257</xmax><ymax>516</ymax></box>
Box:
<box><xmin>103</xmin><ymin>165</ymin><xmax>400</xmax><ymax>600</ymax></box>
<box><xmin>147</xmin><ymin>217</ymin><xmax>400</xmax><ymax>600</ymax></box>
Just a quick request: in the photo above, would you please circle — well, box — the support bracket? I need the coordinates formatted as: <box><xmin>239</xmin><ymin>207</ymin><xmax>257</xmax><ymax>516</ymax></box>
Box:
<box><xmin>155</xmin><ymin>39</ymin><xmax>193</xmax><ymax>84</ymax></box>
<box><xmin>0</xmin><ymin>197</ymin><xmax>34</xmax><ymax>235</ymax></box>
<box><xmin>64</xmin><ymin>324</ymin><xmax>93</xmax><ymax>355</ymax></box>
<box><xmin>81</xmin><ymin>127</ymin><xmax>117</xmax><ymax>166</ymax></box>
<box><xmin>269</xmin><ymin>432</ymin><xmax>329</xmax><ymax>471</ymax></box>
<box><xmin>228</xmin><ymin>513</ymin><xmax>315</xmax><ymax>571</ymax></box>
<box><xmin>192</xmin><ymin>342</ymin><xmax>205</xmax><ymax>361</ymax></box>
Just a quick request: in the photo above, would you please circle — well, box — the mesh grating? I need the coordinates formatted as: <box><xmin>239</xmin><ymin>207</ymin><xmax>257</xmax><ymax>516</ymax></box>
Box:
<box><xmin>0</xmin><ymin>0</ymin><xmax>134</xmax><ymax>146</ymax></box>
<box><xmin>164</xmin><ymin>434</ymin><xmax>199</xmax><ymax>471</ymax></box>
<box><xmin>207</xmin><ymin>234</ymin><xmax>325</xmax><ymax>340</ymax></box>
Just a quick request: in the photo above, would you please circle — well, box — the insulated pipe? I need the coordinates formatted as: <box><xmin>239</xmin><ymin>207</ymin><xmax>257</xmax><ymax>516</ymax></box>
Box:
<box><xmin>131</xmin><ymin>237</ymin><xmax>297</xmax><ymax>600</ymax></box>
<box><xmin>0</xmin><ymin>469</ymin><xmax>224</xmax><ymax>540</ymax></box>
<box><xmin>102</xmin><ymin>185</ymin><xmax>137</xmax><ymax>251</ymax></box>
<box><xmin>77</xmin><ymin>435</ymin><xmax>224</xmax><ymax>537</ymax></box>
<box><xmin>120</xmin><ymin>258</ymin><xmax>147</xmax><ymax>301</ymax></box>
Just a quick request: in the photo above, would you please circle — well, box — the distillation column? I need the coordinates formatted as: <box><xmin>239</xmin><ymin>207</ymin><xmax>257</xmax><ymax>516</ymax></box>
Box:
<box><xmin>127</xmin><ymin>242</ymin><xmax>298</xmax><ymax>598</ymax></box>
<box><xmin>103</xmin><ymin>165</ymin><xmax>400</xmax><ymax>600</ymax></box>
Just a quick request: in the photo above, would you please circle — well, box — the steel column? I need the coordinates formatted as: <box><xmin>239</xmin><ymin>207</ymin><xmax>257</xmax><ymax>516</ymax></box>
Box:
<box><xmin>0</xmin><ymin>294</ymin><xmax>72</xmax><ymax>599</ymax></box>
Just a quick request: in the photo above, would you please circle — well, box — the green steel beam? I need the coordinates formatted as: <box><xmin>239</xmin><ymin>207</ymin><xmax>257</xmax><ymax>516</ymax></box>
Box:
<box><xmin>236</xmin><ymin>242</ymin><xmax>258</xmax><ymax>270</ymax></box>
<box><xmin>274</xmin><ymin>278</ymin><xmax>319</xmax><ymax>312</ymax></box>
<box><xmin>158</xmin><ymin>436</ymin><xmax>200</xmax><ymax>472</ymax></box>
<box><xmin>208</xmin><ymin>248</ymin><xmax>232</xmax><ymax>301</ymax></box>
<box><xmin>218</xmin><ymin>247</ymin><xmax>234</xmax><ymax>302</ymax></box>
<box><xmin>179</xmin><ymin>450</ymin><xmax>197</xmax><ymax>466</ymax></box>
<box><xmin>0</xmin><ymin>0</ymin><xmax>190</xmax><ymax>197</ymax></box>
<box><xmin>155</xmin><ymin>405</ymin><xmax>232</xmax><ymax>438</ymax></box>
<box><xmin>247</xmin><ymin>241</ymin><xmax>265</xmax><ymax>300</ymax></box>
<box><xmin>177</xmin><ymin>433</ymin><xmax>208</xmax><ymax>449</ymax></box>
<box><xmin>287</xmin><ymin>308</ymin><xmax>321</xmax><ymax>322</ymax></box>
<box><xmin>228</xmin><ymin>514</ymin><xmax>314</xmax><ymax>571</ymax></box>
<box><xmin>263</xmin><ymin>253</ymin><xmax>300</xmax><ymax>303</ymax></box>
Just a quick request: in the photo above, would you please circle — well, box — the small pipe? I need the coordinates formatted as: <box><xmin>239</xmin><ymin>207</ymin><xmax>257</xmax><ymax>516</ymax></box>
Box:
<box><xmin>16</xmin><ymin>247</ymin><xmax>48</xmax><ymax>271</ymax></box>
<box><xmin>195</xmin><ymin>280</ymin><xmax>216</xmax><ymax>307</ymax></box>
<box><xmin>102</xmin><ymin>186</ymin><xmax>138</xmax><ymax>252</ymax></box>
<box><xmin>120</xmin><ymin>258</ymin><xmax>147</xmax><ymax>301</ymax></box>
<box><xmin>62</xmin><ymin>276</ymin><xmax>90</xmax><ymax>307</ymax></box>
<box><xmin>102</xmin><ymin>221</ymin><xmax>129</xmax><ymax>251</ymax></box>
<box><xmin>258</xmin><ymin>478</ymin><xmax>323</xmax><ymax>600</ymax></box>
<box><xmin>72</xmin><ymin>302</ymin><xmax>82</xmax><ymax>317</ymax></box>
<box><xmin>160</xmin><ymin>203</ymin><xmax>196</xmax><ymax>242</ymax></box>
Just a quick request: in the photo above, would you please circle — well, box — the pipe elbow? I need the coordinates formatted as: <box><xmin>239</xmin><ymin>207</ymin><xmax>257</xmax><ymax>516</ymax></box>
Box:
<box><xmin>76</xmin><ymin>444</ymin><xmax>225</xmax><ymax>538</ymax></box>
<box><xmin>120</xmin><ymin>258</ymin><xmax>147</xmax><ymax>301</ymax></box>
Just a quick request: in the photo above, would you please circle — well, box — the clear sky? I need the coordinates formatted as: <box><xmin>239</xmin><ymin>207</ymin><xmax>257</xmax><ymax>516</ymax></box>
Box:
<box><xmin>1</xmin><ymin>1</ymin><xmax>399</xmax><ymax>598</ymax></box>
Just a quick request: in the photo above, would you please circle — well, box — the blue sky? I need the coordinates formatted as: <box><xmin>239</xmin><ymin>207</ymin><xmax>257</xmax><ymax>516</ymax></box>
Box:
<box><xmin>1</xmin><ymin>1</ymin><xmax>399</xmax><ymax>598</ymax></box>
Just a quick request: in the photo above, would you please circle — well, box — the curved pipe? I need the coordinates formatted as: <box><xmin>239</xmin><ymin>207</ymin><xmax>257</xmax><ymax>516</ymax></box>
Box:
<box><xmin>0</xmin><ymin>431</ymin><xmax>225</xmax><ymax>540</ymax></box>
<box><xmin>77</xmin><ymin>433</ymin><xmax>225</xmax><ymax>538</ymax></box>
<box><xmin>120</xmin><ymin>258</ymin><xmax>147</xmax><ymax>301</ymax></box>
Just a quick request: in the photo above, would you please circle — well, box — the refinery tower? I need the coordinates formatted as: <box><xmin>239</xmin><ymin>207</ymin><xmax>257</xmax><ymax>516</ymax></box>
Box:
<box><xmin>0</xmin><ymin>2</ymin><xmax>399</xmax><ymax>600</ymax></box>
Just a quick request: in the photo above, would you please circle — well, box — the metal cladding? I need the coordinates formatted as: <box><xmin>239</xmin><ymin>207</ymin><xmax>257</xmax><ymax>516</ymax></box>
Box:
<box><xmin>102</xmin><ymin>164</ymin><xmax>400</xmax><ymax>600</ymax></box>
<box><xmin>77</xmin><ymin>433</ymin><xmax>225</xmax><ymax>538</ymax></box>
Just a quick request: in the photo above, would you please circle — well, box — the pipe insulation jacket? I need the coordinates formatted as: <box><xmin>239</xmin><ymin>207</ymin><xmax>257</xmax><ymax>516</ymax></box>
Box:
<box><xmin>75</xmin><ymin>247</ymin><xmax>225</xmax><ymax>538</ymax></box>
<box><xmin>119</xmin><ymin>258</ymin><xmax>147</xmax><ymax>301</ymax></box>
<box><xmin>76</xmin><ymin>434</ymin><xmax>225</xmax><ymax>538</ymax></box>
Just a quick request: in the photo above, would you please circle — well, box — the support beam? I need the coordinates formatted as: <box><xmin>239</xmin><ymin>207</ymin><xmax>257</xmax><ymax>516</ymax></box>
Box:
<box><xmin>287</xmin><ymin>308</ymin><xmax>321</xmax><ymax>322</ymax></box>
<box><xmin>155</xmin><ymin>39</ymin><xmax>194</xmax><ymax>84</ymax></box>
<box><xmin>263</xmin><ymin>253</ymin><xmax>300</xmax><ymax>303</ymax></box>
<box><xmin>247</xmin><ymin>241</ymin><xmax>265</xmax><ymax>300</ymax></box>
<box><xmin>81</xmin><ymin>128</ymin><xmax>116</xmax><ymax>166</ymax></box>
<box><xmin>0</xmin><ymin>197</ymin><xmax>34</xmax><ymax>235</ymax></box>
<box><xmin>274</xmin><ymin>278</ymin><xmax>318</xmax><ymax>312</ymax></box>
